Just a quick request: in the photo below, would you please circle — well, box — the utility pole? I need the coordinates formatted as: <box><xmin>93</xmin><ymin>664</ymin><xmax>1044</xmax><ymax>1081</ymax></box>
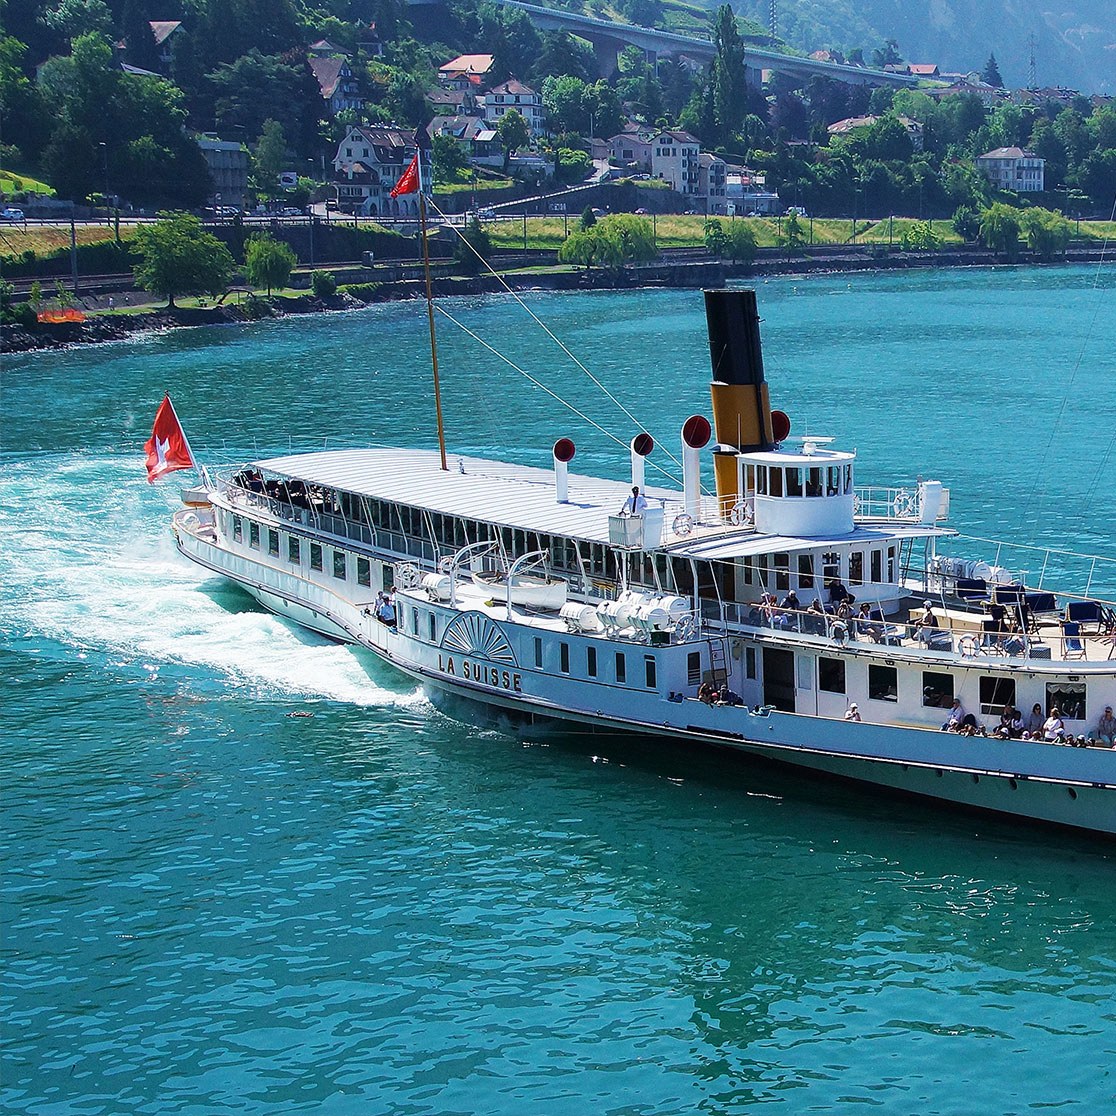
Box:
<box><xmin>769</xmin><ymin>0</ymin><xmax>777</xmax><ymax>38</ymax></box>
<box><xmin>1028</xmin><ymin>33</ymin><xmax>1037</xmax><ymax>89</ymax></box>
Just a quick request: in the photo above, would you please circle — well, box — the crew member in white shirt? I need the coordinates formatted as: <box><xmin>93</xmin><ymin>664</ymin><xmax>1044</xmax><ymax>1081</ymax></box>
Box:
<box><xmin>621</xmin><ymin>486</ymin><xmax>648</xmax><ymax>515</ymax></box>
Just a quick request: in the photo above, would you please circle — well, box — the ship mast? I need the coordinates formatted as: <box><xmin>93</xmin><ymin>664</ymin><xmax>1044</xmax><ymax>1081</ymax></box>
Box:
<box><xmin>417</xmin><ymin>145</ymin><xmax>448</xmax><ymax>472</ymax></box>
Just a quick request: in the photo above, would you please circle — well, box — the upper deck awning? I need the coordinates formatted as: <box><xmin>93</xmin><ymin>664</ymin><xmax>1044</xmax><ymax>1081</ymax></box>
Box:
<box><xmin>249</xmin><ymin>447</ymin><xmax>949</xmax><ymax>555</ymax></box>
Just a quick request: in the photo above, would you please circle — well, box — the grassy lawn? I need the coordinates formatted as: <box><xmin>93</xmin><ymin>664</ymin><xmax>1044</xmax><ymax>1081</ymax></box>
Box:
<box><xmin>0</xmin><ymin>223</ymin><xmax>134</xmax><ymax>257</ymax></box>
<box><xmin>1</xmin><ymin>167</ymin><xmax>55</xmax><ymax>196</ymax></box>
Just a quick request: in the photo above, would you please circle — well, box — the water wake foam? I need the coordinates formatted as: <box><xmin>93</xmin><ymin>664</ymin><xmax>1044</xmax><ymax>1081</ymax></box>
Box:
<box><xmin>0</xmin><ymin>455</ymin><xmax>423</xmax><ymax>708</ymax></box>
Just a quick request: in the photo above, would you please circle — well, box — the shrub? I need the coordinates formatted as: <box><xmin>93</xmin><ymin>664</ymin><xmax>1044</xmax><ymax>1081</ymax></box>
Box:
<box><xmin>311</xmin><ymin>270</ymin><xmax>337</xmax><ymax>297</ymax></box>
<box><xmin>337</xmin><ymin>282</ymin><xmax>383</xmax><ymax>301</ymax></box>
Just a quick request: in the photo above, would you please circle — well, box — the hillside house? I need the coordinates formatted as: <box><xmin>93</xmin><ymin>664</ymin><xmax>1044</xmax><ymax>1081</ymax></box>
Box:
<box><xmin>483</xmin><ymin>79</ymin><xmax>545</xmax><ymax>138</ymax></box>
<box><xmin>309</xmin><ymin>55</ymin><xmax>363</xmax><ymax>117</ymax></box>
<box><xmin>976</xmin><ymin>147</ymin><xmax>1045</xmax><ymax>192</ymax></box>
<box><xmin>332</xmin><ymin>126</ymin><xmax>431</xmax><ymax>216</ymax></box>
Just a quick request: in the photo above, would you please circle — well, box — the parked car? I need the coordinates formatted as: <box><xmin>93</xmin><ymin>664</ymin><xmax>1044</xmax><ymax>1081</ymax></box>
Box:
<box><xmin>634</xmin><ymin>208</ymin><xmax>648</xmax><ymax>215</ymax></box>
<box><xmin>1</xmin><ymin>207</ymin><xmax>25</xmax><ymax>221</ymax></box>
<box><xmin>785</xmin><ymin>205</ymin><xmax>809</xmax><ymax>217</ymax></box>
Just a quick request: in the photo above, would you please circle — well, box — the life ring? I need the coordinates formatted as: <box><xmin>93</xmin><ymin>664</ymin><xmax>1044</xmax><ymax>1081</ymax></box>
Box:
<box><xmin>729</xmin><ymin>501</ymin><xmax>752</xmax><ymax>526</ymax></box>
<box><xmin>672</xmin><ymin>513</ymin><xmax>694</xmax><ymax>537</ymax></box>
<box><xmin>851</xmin><ymin>493</ymin><xmax>861</xmax><ymax>514</ymax></box>
<box><xmin>831</xmin><ymin>621</ymin><xmax>848</xmax><ymax>643</ymax></box>
<box><xmin>437</xmin><ymin>555</ymin><xmax>454</xmax><ymax>573</ymax></box>
<box><xmin>892</xmin><ymin>490</ymin><xmax>916</xmax><ymax>518</ymax></box>
<box><xmin>395</xmin><ymin>562</ymin><xmax>421</xmax><ymax>589</ymax></box>
<box><xmin>958</xmin><ymin>635</ymin><xmax>979</xmax><ymax>657</ymax></box>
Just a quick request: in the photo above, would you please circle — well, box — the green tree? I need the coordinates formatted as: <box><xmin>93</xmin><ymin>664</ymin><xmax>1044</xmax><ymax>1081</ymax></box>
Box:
<box><xmin>778</xmin><ymin>212</ymin><xmax>806</xmax><ymax>251</ymax></box>
<box><xmin>579</xmin><ymin>205</ymin><xmax>596</xmax><ymax>229</ymax></box>
<box><xmin>311</xmin><ymin>270</ymin><xmax>337</xmax><ymax>297</ymax></box>
<box><xmin>40</xmin><ymin>0</ymin><xmax>113</xmax><ymax>43</ymax></box>
<box><xmin>432</xmin><ymin>133</ymin><xmax>466</xmax><ymax>182</ymax></box>
<box><xmin>724</xmin><ymin>221</ymin><xmax>757</xmax><ymax>261</ymax></box>
<box><xmin>901</xmin><ymin>220</ymin><xmax>940</xmax><ymax>250</ymax></box>
<box><xmin>703</xmin><ymin>218</ymin><xmax>727</xmax><ymax>256</ymax></box>
<box><xmin>1077</xmin><ymin>149</ymin><xmax>1116</xmax><ymax>206</ymax></box>
<box><xmin>1020</xmin><ymin>207</ymin><xmax>1071</xmax><ymax>259</ymax></box>
<box><xmin>952</xmin><ymin>204</ymin><xmax>981</xmax><ymax>242</ymax></box>
<box><xmin>245</xmin><ymin>232</ymin><xmax>297</xmax><ymax>296</ymax></box>
<box><xmin>253</xmin><ymin>119</ymin><xmax>287</xmax><ymax>194</ymax></box>
<box><xmin>558</xmin><ymin>227</ymin><xmax>599</xmax><ymax>267</ymax></box>
<box><xmin>978</xmin><ymin>202</ymin><xmax>1021</xmax><ymax>258</ymax></box>
<box><xmin>981</xmin><ymin>54</ymin><xmax>1004</xmax><ymax>89</ymax></box>
<box><xmin>453</xmin><ymin>218</ymin><xmax>492</xmax><ymax>274</ymax></box>
<box><xmin>711</xmin><ymin>5</ymin><xmax>746</xmax><ymax>145</ymax></box>
<box><xmin>134</xmin><ymin>213</ymin><xmax>234</xmax><ymax>307</ymax></box>
<box><xmin>496</xmin><ymin>108</ymin><xmax>530</xmax><ymax>171</ymax></box>
<box><xmin>595</xmin><ymin>213</ymin><xmax>656</xmax><ymax>266</ymax></box>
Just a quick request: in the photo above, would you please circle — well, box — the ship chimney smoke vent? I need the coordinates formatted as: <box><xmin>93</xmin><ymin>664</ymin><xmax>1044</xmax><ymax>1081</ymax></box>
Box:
<box><xmin>705</xmin><ymin>289</ymin><xmax>775</xmax><ymax>513</ymax></box>
<box><xmin>553</xmin><ymin>437</ymin><xmax>575</xmax><ymax>503</ymax></box>
<box><xmin>630</xmin><ymin>432</ymin><xmax>653</xmax><ymax>492</ymax></box>
<box><xmin>680</xmin><ymin>415</ymin><xmax>711</xmax><ymax>520</ymax></box>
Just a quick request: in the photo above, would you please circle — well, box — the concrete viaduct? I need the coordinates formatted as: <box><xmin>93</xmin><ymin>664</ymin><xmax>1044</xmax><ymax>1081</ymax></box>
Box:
<box><xmin>487</xmin><ymin>0</ymin><xmax>917</xmax><ymax>87</ymax></box>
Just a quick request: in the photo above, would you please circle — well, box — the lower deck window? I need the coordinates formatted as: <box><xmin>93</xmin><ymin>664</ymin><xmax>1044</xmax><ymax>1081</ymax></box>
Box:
<box><xmin>310</xmin><ymin>543</ymin><xmax>323</xmax><ymax>571</ymax></box>
<box><xmin>288</xmin><ymin>535</ymin><xmax>301</xmax><ymax>564</ymax></box>
<box><xmin>1047</xmin><ymin>682</ymin><xmax>1085</xmax><ymax>720</ymax></box>
<box><xmin>587</xmin><ymin>646</ymin><xmax>597</xmax><ymax>677</ymax></box>
<box><xmin>819</xmin><ymin>657</ymin><xmax>845</xmax><ymax>693</ymax></box>
<box><xmin>687</xmin><ymin>651</ymin><xmax>701</xmax><ymax>686</ymax></box>
<box><xmin>233</xmin><ymin>516</ymin><xmax>243</xmax><ymax>542</ymax></box>
<box><xmin>644</xmin><ymin>655</ymin><xmax>657</xmax><ymax>689</ymax></box>
<box><xmin>868</xmin><ymin>664</ymin><xmax>897</xmax><ymax>702</ymax></box>
<box><xmin>357</xmin><ymin>557</ymin><xmax>371</xmax><ymax>587</ymax></box>
<box><xmin>560</xmin><ymin>643</ymin><xmax>570</xmax><ymax>673</ymax></box>
<box><xmin>534</xmin><ymin>637</ymin><xmax>543</xmax><ymax>669</ymax></box>
<box><xmin>249</xmin><ymin>521</ymin><xmax>260</xmax><ymax>548</ymax></box>
<box><xmin>922</xmin><ymin>671</ymin><xmax>953</xmax><ymax>708</ymax></box>
<box><xmin>333</xmin><ymin>551</ymin><xmax>347</xmax><ymax>579</ymax></box>
<box><xmin>745</xmin><ymin>646</ymin><xmax>757</xmax><ymax>680</ymax></box>
<box><xmin>615</xmin><ymin>652</ymin><xmax>626</xmax><ymax>684</ymax></box>
<box><xmin>980</xmin><ymin>676</ymin><xmax>1015</xmax><ymax>716</ymax></box>
<box><xmin>267</xmin><ymin>528</ymin><xmax>279</xmax><ymax>557</ymax></box>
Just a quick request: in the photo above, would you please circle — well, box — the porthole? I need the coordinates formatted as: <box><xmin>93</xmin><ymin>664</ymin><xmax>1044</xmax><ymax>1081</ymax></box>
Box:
<box><xmin>935</xmin><ymin>769</ymin><xmax>943</xmax><ymax>778</ymax></box>
<box><xmin>1008</xmin><ymin>779</ymin><xmax>1017</xmax><ymax>790</ymax></box>
<box><xmin>1067</xmin><ymin>787</ymin><xmax>1078</xmax><ymax>800</ymax></box>
<box><xmin>971</xmin><ymin>774</ymin><xmax>980</xmax><ymax>784</ymax></box>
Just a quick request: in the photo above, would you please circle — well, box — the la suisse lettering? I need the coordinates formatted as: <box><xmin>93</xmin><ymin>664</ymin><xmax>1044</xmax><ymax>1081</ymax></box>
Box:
<box><xmin>437</xmin><ymin>654</ymin><xmax>522</xmax><ymax>692</ymax></box>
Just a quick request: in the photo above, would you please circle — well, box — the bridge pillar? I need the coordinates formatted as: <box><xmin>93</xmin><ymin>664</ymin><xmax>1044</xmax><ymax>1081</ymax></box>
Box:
<box><xmin>591</xmin><ymin>36</ymin><xmax>619</xmax><ymax>79</ymax></box>
<box><xmin>743</xmin><ymin>62</ymin><xmax>763</xmax><ymax>91</ymax></box>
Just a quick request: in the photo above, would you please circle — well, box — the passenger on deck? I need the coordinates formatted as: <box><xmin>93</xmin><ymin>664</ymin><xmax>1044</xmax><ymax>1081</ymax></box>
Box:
<box><xmin>915</xmin><ymin>601</ymin><xmax>942</xmax><ymax>645</ymax></box>
<box><xmin>716</xmin><ymin>684</ymin><xmax>743</xmax><ymax>706</ymax></box>
<box><xmin>780</xmin><ymin>590</ymin><xmax>801</xmax><ymax>613</ymax></box>
<box><xmin>375</xmin><ymin>592</ymin><xmax>396</xmax><ymax>627</ymax></box>
<box><xmin>993</xmin><ymin>704</ymin><xmax>1024</xmax><ymax>740</ymax></box>
<box><xmin>620</xmin><ymin>486</ymin><xmax>647</xmax><ymax>516</ymax></box>
<box><xmin>844</xmin><ymin>703</ymin><xmax>861</xmax><ymax>722</ymax></box>
<box><xmin>805</xmin><ymin>599</ymin><xmax>825</xmax><ymax>634</ymax></box>
<box><xmin>1095</xmin><ymin>706</ymin><xmax>1116</xmax><ymax>746</ymax></box>
<box><xmin>698</xmin><ymin>681</ymin><xmax>716</xmax><ymax>705</ymax></box>
<box><xmin>942</xmin><ymin>698</ymin><xmax>966</xmax><ymax>731</ymax></box>
<box><xmin>856</xmin><ymin>603</ymin><xmax>883</xmax><ymax>642</ymax></box>
<box><xmin>1043</xmin><ymin>708</ymin><xmax>1068</xmax><ymax>743</ymax></box>
<box><xmin>827</xmin><ymin>579</ymin><xmax>850</xmax><ymax>605</ymax></box>
<box><xmin>1022</xmin><ymin>703</ymin><xmax>1045</xmax><ymax>738</ymax></box>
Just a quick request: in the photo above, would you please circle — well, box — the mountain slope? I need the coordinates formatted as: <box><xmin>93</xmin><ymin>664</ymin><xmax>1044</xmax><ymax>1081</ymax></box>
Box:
<box><xmin>731</xmin><ymin>0</ymin><xmax>1115</xmax><ymax>93</ymax></box>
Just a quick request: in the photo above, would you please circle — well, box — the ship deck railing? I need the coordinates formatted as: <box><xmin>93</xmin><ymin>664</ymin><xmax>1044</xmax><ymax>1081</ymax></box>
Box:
<box><xmin>700</xmin><ymin>599</ymin><xmax>1116</xmax><ymax>665</ymax></box>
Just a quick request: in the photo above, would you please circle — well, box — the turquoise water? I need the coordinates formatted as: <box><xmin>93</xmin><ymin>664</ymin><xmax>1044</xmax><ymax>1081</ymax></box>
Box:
<box><xmin>3</xmin><ymin>266</ymin><xmax>1116</xmax><ymax>1113</ymax></box>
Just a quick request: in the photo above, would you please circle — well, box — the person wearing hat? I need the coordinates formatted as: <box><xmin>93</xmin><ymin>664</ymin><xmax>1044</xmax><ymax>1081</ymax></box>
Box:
<box><xmin>915</xmin><ymin>600</ymin><xmax>942</xmax><ymax>645</ymax></box>
<box><xmin>942</xmin><ymin>697</ymin><xmax>966</xmax><ymax>731</ymax></box>
<box><xmin>844</xmin><ymin>703</ymin><xmax>861</xmax><ymax>722</ymax></box>
<box><xmin>620</xmin><ymin>486</ymin><xmax>647</xmax><ymax>516</ymax></box>
<box><xmin>1095</xmin><ymin>705</ymin><xmax>1116</xmax><ymax>746</ymax></box>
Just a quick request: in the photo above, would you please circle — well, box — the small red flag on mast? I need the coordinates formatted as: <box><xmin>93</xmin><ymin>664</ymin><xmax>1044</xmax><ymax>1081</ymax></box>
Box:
<box><xmin>144</xmin><ymin>394</ymin><xmax>195</xmax><ymax>483</ymax></box>
<box><xmin>390</xmin><ymin>153</ymin><xmax>420</xmax><ymax>198</ymax></box>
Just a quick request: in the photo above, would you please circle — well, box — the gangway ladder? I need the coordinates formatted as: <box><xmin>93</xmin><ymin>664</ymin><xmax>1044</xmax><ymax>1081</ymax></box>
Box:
<box><xmin>707</xmin><ymin>637</ymin><xmax>729</xmax><ymax>688</ymax></box>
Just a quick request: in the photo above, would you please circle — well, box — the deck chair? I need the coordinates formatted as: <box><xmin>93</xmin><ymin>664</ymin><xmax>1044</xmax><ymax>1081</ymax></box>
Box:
<box><xmin>1066</xmin><ymin>600</ymin><xmax>1104</xmax><ymax>634</ymax></box>
<box><xmin>1061</xmin><ymin>620</ymin><xmax>1086</xmax><ymax>660</ymax></box>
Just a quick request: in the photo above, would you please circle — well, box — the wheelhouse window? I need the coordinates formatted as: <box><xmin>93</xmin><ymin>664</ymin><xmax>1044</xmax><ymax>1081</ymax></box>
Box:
<box><xmin>807</xmin><ymin>467</ymin><xmax>823</xmax><ymax>497</ymax></box>
<box><xmin>868</xmin><ymin>664</ymin><xmax>897</xmax><ymax>702</ymax></box>
<box><xmin>786</xmin><ymin>467</ymin><xmax>802</xmax><ymax>497</ymax></box>
<box><xmin>769</xmin><ymin>468</ymin><xmax>784</xmax><ymax>497</ymax></box>
<box><xmin>797</xmin><ymin>554</ymin><xmax>814</xmax><ymax>590</ymax></box>
<box><xmin>1046</xmin><ymin>682</ymin><xmax>1085</xmax><ymax>720</ymax></box>
<box><xmin>288</xmin><ymin>536</ymin><xmax>300</xmax><ymax>564</ymax></box>
<box><xmin>922</xmin><ymin>671</ymin><xmax>953</xmax><ymax>708</ymax></box>
<box><xmin>849</xmin><ymin>552</ymin><xmax>864</xmax><ymax>585</ymax></box>
<box><xmin>819</xmin><ymin>657</ymin><xmax>846</xmax><ymax>693</ymax></box>
<box><xmin>333</xmin><ymin>551</ymin><xmax>346</xmax><ymax>580</ymax></box>
<box><xmin>980</xmin><ymin>676</ymin><xmax>1016</xmax><ymax>716</ymax></box>
<box><xmin>310</xmin><ymin>543</ymin><xmax>323</xmax><ymax>571</ymax></box>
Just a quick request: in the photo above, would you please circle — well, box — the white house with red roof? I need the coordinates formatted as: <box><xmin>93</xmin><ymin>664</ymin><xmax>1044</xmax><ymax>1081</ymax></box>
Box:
<box><xmin>331</xmin><ymin>126</ymin><xmax>431</xmax><ymax>216</ymax></box>
<box><xmin>482</xmin><ymin>79</ymin><xmax>544</xmax><ymax>137</ymax></box>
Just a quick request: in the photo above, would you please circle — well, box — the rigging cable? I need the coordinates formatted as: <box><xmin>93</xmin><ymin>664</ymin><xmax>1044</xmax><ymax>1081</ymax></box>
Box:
<box><xmin>425</xmin><ymin>196</ymin><xmax>687</xmax><ymax>475</ymax></box>
<box><xmin>1021</xmin><ymin>192</ymin><xmax>1116</xmax><ymax>546</ymax></box>
<box><xmin>434</xmin><ymin>302</ymin><xmax>683</xmax><ymax>486</ymax></box>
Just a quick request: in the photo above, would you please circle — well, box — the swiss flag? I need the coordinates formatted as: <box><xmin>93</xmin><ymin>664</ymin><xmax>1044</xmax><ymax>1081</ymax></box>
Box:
<box><xmin>390</xmin><ymin>153</ymin><xmax>420</xmax><ymax>198</ymax></box>
<box><xmin>144</xmin><ymin>394</ymin><xmax>194</xmax><ymax>483</ymax></box>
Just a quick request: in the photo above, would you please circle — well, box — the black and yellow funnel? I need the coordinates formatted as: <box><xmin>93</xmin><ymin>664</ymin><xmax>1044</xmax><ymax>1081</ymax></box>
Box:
<box><xmin>705</xmin><ymin>289</ymin><xmax>775</xmax><ymax>513</ymax></box>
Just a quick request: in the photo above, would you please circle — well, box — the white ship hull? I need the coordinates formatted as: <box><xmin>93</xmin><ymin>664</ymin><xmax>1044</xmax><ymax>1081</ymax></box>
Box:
<box><xmin>176</xmin><ymin>523</ymin><xmax>1116</xmax><ymax>837</ymax></box>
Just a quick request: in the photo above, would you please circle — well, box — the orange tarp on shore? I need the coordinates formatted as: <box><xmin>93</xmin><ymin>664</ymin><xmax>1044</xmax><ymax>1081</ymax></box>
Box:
<box><xmin>37</xmin><ymin>308</ymin><xmax>86</xmax><ymax>323</ymax></box>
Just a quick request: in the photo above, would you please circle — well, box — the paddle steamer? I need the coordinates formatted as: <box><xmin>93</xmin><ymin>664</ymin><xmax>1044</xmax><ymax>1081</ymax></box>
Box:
<box><xmin>171</xmin><ymin>290</ymin><xmax>1116</xmax><ymax>835</ymax></box>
